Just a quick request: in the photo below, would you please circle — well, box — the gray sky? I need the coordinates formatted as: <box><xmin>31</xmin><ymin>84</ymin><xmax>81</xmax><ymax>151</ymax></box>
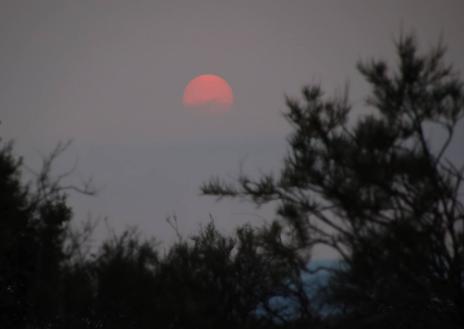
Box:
<box><xmin>1</xmin><ymin>0</ymin><xmax>464</xmax><ymax>256</ymax></box>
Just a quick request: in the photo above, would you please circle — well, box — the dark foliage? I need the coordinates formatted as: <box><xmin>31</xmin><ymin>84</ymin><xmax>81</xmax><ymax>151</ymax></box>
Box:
<box><xmin>0</xmin><ymin>140</ymin><xmax>74</xmax><ymax>328</ymax></box>
<box><xmin>202</xmin><ymin>35</ymin><xmax>464</xmax><ymax>328</ymax></box>
<box><xmin>0</xmin><ymin>139</ymin><xmax>316</xmax><ymax>328</ymax></box>
<box><xmin>1</xmin><ymin>34</ymin><xmax>463</xmax><ymax>329</ymax></box>
<box><xmin>63</xmin><ymin>224</ymin><xmax>320</xmax><ymax>329</ymax></box>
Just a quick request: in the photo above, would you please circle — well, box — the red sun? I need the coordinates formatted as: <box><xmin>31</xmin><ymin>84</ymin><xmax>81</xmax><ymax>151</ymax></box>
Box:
<box><xmin>183</xmin><ymin>74</ymin><xmax>234</xmax><ymax>113</ymax></box>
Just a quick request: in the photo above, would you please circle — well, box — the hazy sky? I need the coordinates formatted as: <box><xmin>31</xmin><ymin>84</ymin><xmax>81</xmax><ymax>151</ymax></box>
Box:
<box><xmin>1</xmin><ymin>0</ymin><xmax>464</xmax><ymax>256</ymax></box>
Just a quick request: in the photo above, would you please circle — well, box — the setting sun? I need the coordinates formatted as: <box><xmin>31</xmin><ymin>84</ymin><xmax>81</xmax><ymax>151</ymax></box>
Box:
<box><xmin>183</xmin><ymin>74</ymin><xmax>234</xmax><ymax>113</ymax></box>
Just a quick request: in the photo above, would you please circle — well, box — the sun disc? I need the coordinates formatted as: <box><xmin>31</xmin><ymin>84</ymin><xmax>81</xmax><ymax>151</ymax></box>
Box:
<box><xmin>183</xmin><ymin>74</ymin><xmax>234</xmax><ymax>113</ymax></box>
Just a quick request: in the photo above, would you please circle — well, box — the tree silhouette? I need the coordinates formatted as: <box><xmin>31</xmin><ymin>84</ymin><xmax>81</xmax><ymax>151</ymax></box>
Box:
<box><xmin>153</xmin><ymin>222</ymin><xmax>318</xmax><ymax>329</ymax></box>
<box><xmin>2</xmin><ymin>34</ymin><xmax>463</xmax><ymax>329</ymax></box>
<box><xmin>0</xmin><ymin>139</ymin><xmax>97</xmax><ymax>328</ymax></box>
<box><xmin>202</xmin><ymin>35</ymin><xmax>464</xmax><ymax>328</ymax></box>
<box><xmin>58</xmin><ymin>221</ymin><xmax>319</xmax><ymax>329</ymax></box>
<box><xmin>0</xmin><ymin>138</ymin><xmax>315</xmax><ymax>328</ymax></box>
<box><xmin>0</xmin><ymin>141</ymin><xmax>76</xmax><ymax>327</ymax></box>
